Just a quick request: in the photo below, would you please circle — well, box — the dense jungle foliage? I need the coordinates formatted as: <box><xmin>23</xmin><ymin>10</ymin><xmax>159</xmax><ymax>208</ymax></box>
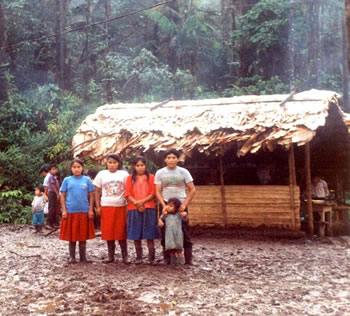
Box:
<box><xmin>0</xmin><ymin>0</ymin><xmax>348</xmax><ymax>223</ymax></box>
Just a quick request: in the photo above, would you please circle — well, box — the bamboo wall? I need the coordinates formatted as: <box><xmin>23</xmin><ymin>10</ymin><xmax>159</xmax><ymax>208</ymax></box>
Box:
<box><xmin>189</xmin><ymin>185</ymin><xmax>301</xmax><ymax>230</ymax></box>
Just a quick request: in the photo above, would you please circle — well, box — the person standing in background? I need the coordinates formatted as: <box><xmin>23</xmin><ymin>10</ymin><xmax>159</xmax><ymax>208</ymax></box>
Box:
<box><xmin>47</xmin><ymin>164</ymin><xmax>60</xmax><ymax>229</ymax></box>
<box><xmin>311</xmin><ymin>176</ymin><xmax>329</xmax><ymax>199</ymax></box>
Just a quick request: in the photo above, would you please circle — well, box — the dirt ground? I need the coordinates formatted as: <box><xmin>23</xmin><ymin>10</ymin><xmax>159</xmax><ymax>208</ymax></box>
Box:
<box><xmin>0</xmin><ymin>225</ymin><xmax>349</xmax><ymax>316</ymax></box>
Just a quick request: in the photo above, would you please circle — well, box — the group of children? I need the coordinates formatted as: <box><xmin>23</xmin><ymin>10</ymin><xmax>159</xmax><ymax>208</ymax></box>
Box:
<box><xmin>33</xmin><ymin>149</ymin><xmax>196</xmax><ymax>265</ymax></box>
<box><xmin>32</xmin><ymin>165</ymin><xmax>61</xmax><ymax>232</ymax></box>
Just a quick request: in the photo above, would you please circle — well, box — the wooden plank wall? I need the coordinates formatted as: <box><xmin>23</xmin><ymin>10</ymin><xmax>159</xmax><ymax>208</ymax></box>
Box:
<box><xmin>189</xmin><ymin>185</ymin><xmax>301</xmax><ymax>230</ymax></box>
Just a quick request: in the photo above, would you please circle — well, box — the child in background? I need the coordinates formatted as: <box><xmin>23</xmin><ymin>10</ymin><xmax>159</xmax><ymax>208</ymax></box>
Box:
<box><xmin>55</xmin><ymin>170</ymin><xmax>62</xmax><ymax>221</ymax></box>
<box><xmin>40</xmin><ymin>165</ymin><xmax>50</xmax><ymax>196</ymax></box>
<box><xmin>93</xmin><ymin>153</ymin><xmax>129</xmax><ymax>264</ymax></box>
<box><xmin>158</xmin><ymin>198</ymin><xmax>186</xmax><ymax>264</ymax></box>
<box><xmin>47</xmin><ymin>164</ymin><xmax>60</xmax><ymax>229</ymax></box>
<box><xmin>59</xmin><ymin>159</ymin><xmax>95</xmax><ymax>263</ymax></box>
<box><xmin>125</xmin><ymin>156</ymin><xmax>159</xmax><ymax>265</ymax></box>
<box><xmin>87</xmin><ymin>169</ymin><xmax>100</xmax><ymax>230</ymax></box>
<box><xmin>40</xmin><ymin>165</ymin><xmax>50</xmax><ymax>219</ymax></box>
<box><xmin>32</xmin><ymin>186</ymin><xmax>45</xmax><ymax>233</ymax></box>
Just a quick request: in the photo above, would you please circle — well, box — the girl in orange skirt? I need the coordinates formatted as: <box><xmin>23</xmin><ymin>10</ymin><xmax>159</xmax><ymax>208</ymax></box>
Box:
<box><xmin>93</xmin><ymin>153</ymin><xmax>129</xmax><ymax>264</ymax></box>
<box><xmin>59</xmin><ymin>159</ymin><xmax>95</xmax><ymax>263</ymax></box>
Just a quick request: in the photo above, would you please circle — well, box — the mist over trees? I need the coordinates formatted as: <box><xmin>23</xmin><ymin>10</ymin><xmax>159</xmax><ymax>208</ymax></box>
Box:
<box><xmin>0</xmin><ymin>0</ymin><xmax>348</xmax><ymax>223</ymax></box>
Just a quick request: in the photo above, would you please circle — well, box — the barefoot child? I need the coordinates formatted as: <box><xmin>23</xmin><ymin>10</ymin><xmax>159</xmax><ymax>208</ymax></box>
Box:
<box><xmin>125</xmin><ymin>156</ymin><xmax>159</xmax><ymax>265</ymax></box>
<box><xmin>93</xmin><ymin>153</ymin><xmax>129</xmax><ymax>264</ymax></box>
<box><xmin>32</xmin><ymin>186</ymin><xmax>45</xmax><ymax>233</ymax></box>
<box><xmin>158</xmin><ymin>198</ymin><xmax>186</xmax><ymax>264</ymax></box>
<box><xmin>59</xmin><ymin>159</ymin><xmax>95</xmax><ymax>263</ymax></box>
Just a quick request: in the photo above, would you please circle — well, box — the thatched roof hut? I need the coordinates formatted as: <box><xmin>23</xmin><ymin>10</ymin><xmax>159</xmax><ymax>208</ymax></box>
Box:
<box><xmin>73</xmin><ymin>89</ymin><xmax>349</xmax><ymax>233</ymax></box>
<box><xmin>73</xmin><ymin>89</ymin><xmax>345</xmax><ymax>162</ymax></box>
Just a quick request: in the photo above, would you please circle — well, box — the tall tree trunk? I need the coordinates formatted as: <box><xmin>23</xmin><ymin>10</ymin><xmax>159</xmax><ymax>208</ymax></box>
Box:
<box><xmin>342</xmin><ymin>7</ymin><xmax>350</xmax><ymax>112</ymax></box>
<box><xmin>55</xmin><ymin>0</ymin><xmax>68</xmax><ymax>90</ymax></box>
<box><xmin>237</xmin><ymin>0</ymin><xmax>257</xmax><ymax>78</ymax></box>
<box><xmin>167</xmin><ymin>0</ymin><xmax>181</xmax><ymax>72</ymax></box>
<box><xmin>104</xmin><ymin>0</ymin><xmax>113</xmax><ymax>103</ymax></box>
<box><xmin>346</xmin><ymin>0</ymin><xmax>350</xmax><ymax>70</ymax></box>
<box><xmin>0</xmin><ymin>0</ymin><xmax>9</xmax><ymax>103</ymax></box>
<box><xmin>84</xmin><ymin>0</ymin><xmax>91</xmax><ymax>85</ymax></box>
<box><xmin>307</xmin><ymin>0</ymin><xmax>321</xmax><ymax>88</ymax></box>
<box><xmin>288</xmin><ymin>0</ymin><xmax>296</xmax><ymax>89</ymax></box>
<box><xmin>221</xmin><ymin>0</ymin><xmax>233</xmax><ymax>73</ymax></box>
<box><xmin>56</xmin><ymin>0</ymin><xmax>65</xmax><ymax>89</ymax></box>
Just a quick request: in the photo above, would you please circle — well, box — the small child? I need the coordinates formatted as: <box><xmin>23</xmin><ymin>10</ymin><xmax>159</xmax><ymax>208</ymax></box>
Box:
<box><xmin>158</xmin><ymin>198</ymin><xmax>187</xmax><ymax>264</ymax></box>
<box><xmin>59</xmin><ymin>159</ymin><xmax>95</xmax><ymax>263</ymax></box>
<box><xmin>32</xmin><ymin>186</ymin><xmax>45</xmax><ymax>233</ymax></box>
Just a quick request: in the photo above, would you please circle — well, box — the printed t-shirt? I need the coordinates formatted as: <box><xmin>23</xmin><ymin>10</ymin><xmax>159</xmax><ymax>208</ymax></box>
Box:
<box><xmin>48</xmin><ymin>174</ymin><xmax>59</xmax><ymax>193</ymax></box>
<box><xmin>32</xmin><ymin>195</ymin><xmax>45</xmax><ymax>212</ymax></box>
<box><xmin>93</xmin><ymin>169</ymin><xmax>129</xmax><ymax>207</ymax></box>
<box><xmin>125</xmin><ymin>174</ymin><xmax>155</xmax><ymax>210</ymax></box>
<box><xmin>154</xmin><ymin>166</ymin><xmax>193</xmax><ymax>203</ymax></box>
<box><xmin>60</xmin><ymin>175</ymin><xmax>95</xmax><ymax>213</ymax></box>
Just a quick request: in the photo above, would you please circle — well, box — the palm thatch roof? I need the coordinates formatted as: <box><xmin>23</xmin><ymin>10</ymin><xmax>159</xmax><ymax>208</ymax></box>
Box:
<box><xmin>73</xmin><ymin>89</ymin><xmax>347</xmax><ymax>163</ymax></box>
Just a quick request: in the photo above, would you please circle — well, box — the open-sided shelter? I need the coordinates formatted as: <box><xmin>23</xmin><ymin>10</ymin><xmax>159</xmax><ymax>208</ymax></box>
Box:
<box><xmin>73</xmin><ymin>89</ymin><xmax>350</xmax><ymax>234</ymax></box>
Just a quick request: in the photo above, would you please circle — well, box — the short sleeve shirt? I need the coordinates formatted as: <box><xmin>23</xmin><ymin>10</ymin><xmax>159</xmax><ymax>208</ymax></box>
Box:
<box><xmin>32</xmin><ymin>195</ymin><xmax>45</xmax><ymax>212</ymax></box>
<box><xmin>48</xmin><ymin>174</ymin><xmax>59</xmax><ymax>193</ymax></box>
<box><xmin>154</xmin><ymin>166</ymin><xmax>193</xmax><ymax>203</ymax></box>
<box><xmin>60</xmin><ymin>175</ymin><xmax>95</xmax><ymax>213</ymax></box>
<box><xmin>93</xmin><ymin>169</ymin><xmax>129</xmax><ymax>207</ymax></box>
<box><xmin>125</xmin><ymin>174</ymin><xmax>155</xmax><ymax>210</ymax></box>
<box><xmin>43</xmin><ymin>173</ymin><xmax>50</xmax><ymax>187</ymax></box>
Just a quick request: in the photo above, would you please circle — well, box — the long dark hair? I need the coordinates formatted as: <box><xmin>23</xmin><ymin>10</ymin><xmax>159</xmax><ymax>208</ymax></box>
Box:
<box><xmin>70</xmin><ymin>158</ymin><xmax>84</xmax><ymax>176</ymax></box>
<box><xmin>167</xmin><ymin>198</ymin><xmax>181</xmax><ymax>213</ymax></box>
<box><xmin>106</xmin><ymin>153</ymin><xmax>122</xmax><ymax>170</ymax></box>
<box><xmin>131</xmin><ymin>156</ymin><xmax>150</xmax><ymax>183</ymax></box>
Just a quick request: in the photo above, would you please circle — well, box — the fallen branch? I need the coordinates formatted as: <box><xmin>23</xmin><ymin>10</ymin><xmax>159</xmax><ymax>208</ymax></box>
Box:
<box><xmin>44</xmin><ymin>227</ymin><xmax>59</xmax><ymax>237</ymax></box>
<box><xmin>9</xmin><ymin>250</ymin><xmax>42</xmax><ymax>258</ymax></box>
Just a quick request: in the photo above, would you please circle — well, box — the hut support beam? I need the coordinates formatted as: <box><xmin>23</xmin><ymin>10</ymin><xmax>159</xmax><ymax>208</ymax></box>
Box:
<box><xmin>288</xmin><ymin>144</ymin><xmax>297</xmax><ymax>230</ymax></box>
<box><xmin>305</xmin><ymin>142</ymin><xmax>314</xmax><ymax>236</ymax></box>
<box><xmin>219</xmin><ymin>151</ymin><xmax>227</xmax><ymax>226</ymax></box>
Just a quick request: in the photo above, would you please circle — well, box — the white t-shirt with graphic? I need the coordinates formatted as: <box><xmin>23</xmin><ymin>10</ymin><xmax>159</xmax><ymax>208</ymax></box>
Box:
<box><xmin>154</xmin><ymin>166</ymin><xmax>193</xmax><ymax>203</ymax></box>
<box><xmin>93</xmin><ymin>169</ymin><xmax>129</xmax><ymax>207</ymax></box>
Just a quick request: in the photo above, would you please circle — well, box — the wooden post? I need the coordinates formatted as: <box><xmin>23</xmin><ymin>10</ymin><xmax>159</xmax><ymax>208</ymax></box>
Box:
<box><xmin>219</xmin><ymin>148</ymin><xmax>227</xmax><ymax>226</ymax></box>
<box><xmin>305</xmin><ymin>142</ymin><xmax>314</xmax><ymax>236</ymax></box>
<box><xmin>288</xmin><ymin>144</ymin><xmax>297</xmax><ymax>230</ymax></box>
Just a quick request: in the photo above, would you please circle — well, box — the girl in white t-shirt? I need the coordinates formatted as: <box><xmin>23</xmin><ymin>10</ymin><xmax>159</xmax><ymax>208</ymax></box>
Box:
<box><xmin>93</xmin><ymin>153</ymin><xmax>129</xmax><ymax>264</ymax></box>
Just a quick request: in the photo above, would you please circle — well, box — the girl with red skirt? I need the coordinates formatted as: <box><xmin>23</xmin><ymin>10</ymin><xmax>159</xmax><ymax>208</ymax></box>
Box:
<box><xmin>59</xmin><ymin>159</ymin><xmax>95</xmax><ymax>263</ymax></box>
<box><xmin>93</xmin><ymin>153</ymin><xmax>129</xmax><ymax>264</ymax></box>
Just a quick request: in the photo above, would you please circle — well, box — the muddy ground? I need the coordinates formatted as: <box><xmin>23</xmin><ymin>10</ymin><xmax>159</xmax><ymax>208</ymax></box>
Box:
<box><xmin>0</xmin><ymin>225</ymin><xmax>349</xmax><ymax>316</ymax></box>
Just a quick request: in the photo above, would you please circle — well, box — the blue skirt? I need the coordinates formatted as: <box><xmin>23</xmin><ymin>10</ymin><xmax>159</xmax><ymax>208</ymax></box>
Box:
<box><xmin>33</xmin><ymin>211</ymin><xmax>45</xmax><ymax>226</ymax></box>
<box><xmin>127</xmin><ymin>208</ymin><xmax>160</xmax><ymax>240</ymax></box>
